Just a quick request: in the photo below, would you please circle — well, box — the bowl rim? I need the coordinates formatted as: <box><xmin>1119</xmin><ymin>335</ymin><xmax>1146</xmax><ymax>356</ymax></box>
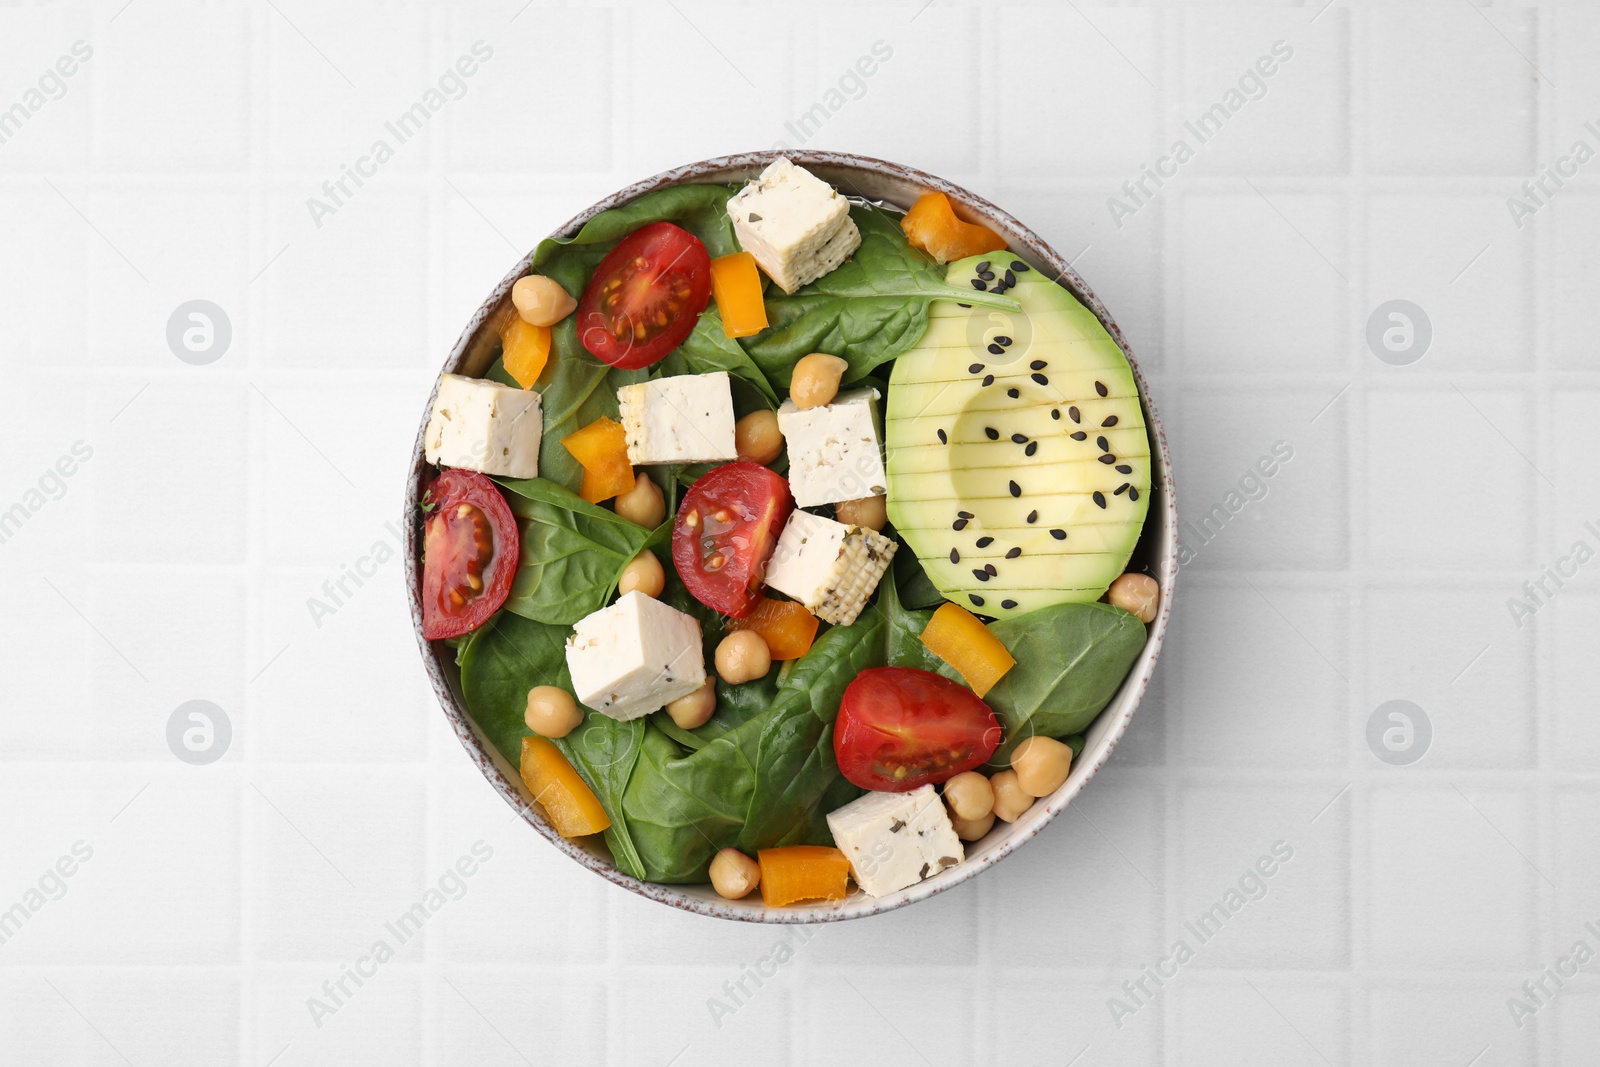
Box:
<box><xmin>405</xmin><ymin>149</ymin><xmax>1178</xmax><ymax>923</ymax></box>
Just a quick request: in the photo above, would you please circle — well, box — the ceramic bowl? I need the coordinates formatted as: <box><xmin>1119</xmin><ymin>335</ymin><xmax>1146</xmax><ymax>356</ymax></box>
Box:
<box><xmin>406</xmin><ymin>150</ymin><xmax>1177</xmax><ymax>922</ymax></box>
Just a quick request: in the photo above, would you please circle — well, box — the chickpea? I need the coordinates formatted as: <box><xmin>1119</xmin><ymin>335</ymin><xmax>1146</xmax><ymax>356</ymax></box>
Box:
<box><xmin>735</xmin><ymin>410</ymin><xmax>785</xmax><ymax>465</ymax></box>
<box><xmin>990</xmin><ymin>769</ymin><xmax>1035</xmax><ymax>823</ymax></box>
<box><xmin>666</xmin><ymin>679</ymin><xmax>717</xmax><ymax>730</ymax></box>
<box><xmin>524</xmin><ymin>685</ymin><xmax>582</xmax><ymax>738</ymax></box>
<box><xmin>613</xmin><ymin>472</ymin><xmax>665</xmax><ymax>528</ymax></box>
<box><xmin>942</xmin><ymin>771</ymin><xmax>994</xmax><ymax>822</ymax></box>
<box><xmin>709</xmin><ymin>847</ymin><xmax>761</xmax><ymax>900</ymax></box>
<box><xmin>835</xmin><ymin>495</ymin><xmax>888</xmax><ymax>532</ymax></box>
<box><xmin>1107</xmin><ymin>572</ymin><xmax>1159</xmax><ymax>624</ymax></box>
<box><xmin>950</xmin><ymin>810</ymin><xmax>996</xmax><ymax>843</ymax></box>
<box><xmin>715</xmin><ymin>630</ymin><xmax>772</xmax><ymax>685</ymax></box>
<box><xmin>617</xmin><ymin>551</ymin><xmax>665</xmax><ymax>598</ymax></box>
<box><xmin>1011</xmin><ymin>736</ymin><xmax>1073</xmax><ymax>797</ymax></box>
<box><xmin>511</xmin><ymin>274</ymin><xmax>576</xmax><ymax>327</ymax></box>
<box><xmin>788</xmin><ymin>353</ymin><xmax>848</xmax><ymax>410</ymax></box>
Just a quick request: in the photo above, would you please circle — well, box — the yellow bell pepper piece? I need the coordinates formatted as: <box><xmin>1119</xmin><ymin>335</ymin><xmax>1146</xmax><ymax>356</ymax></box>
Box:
<box><xmin>920</xmin><ymin>602</ymin><xmax>1016</xmax><ymax>698</ymax></box>
<box><xmin>709</xmin><ymin>251</ymin><xmax>769</xmax><ymax>338</ymax></box>
<box><xmin>562</xmin><ymin>417</ymin><xmax>636</xmax><ymax>504</ymax></box>
<box><xmin>520</xmin><ymin>736</ymin><xmax>611</xmax><ymax>838</ymax></box>
<box><xmin>500</xmin><ymin>317</ymin><xmax>551</xmax><ymax>389</ymax></box>
<box><xmin>758</xmin><ymin>845</ymin><xmax>851</xmax><ymax>906</ymax></box>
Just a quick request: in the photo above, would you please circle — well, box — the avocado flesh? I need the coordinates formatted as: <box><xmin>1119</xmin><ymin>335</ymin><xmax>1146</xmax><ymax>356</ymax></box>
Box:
<box><xmin>884</xmin><ymin>255</ymin><xmax>1149</xmax><ymax>617</ymax></box>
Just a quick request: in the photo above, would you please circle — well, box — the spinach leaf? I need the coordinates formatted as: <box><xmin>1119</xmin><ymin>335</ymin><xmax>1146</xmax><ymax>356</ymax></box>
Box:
<box><xmin>971</xmin><ymin>602</ymin><xmax>1147</xmax><ymax>767</ymax></box>
<box><xmin>881</xmin><ymin>568</ymin><xmax>944</xmax><ymax>673</ymax></box>
<box><xmin>741</xmin><ymin>205</ymin><xmax>1020</xmax><ymax>388</ymax></box>
<box><xmin>522</xmin><ymin>322</ymin><xmax>646</xmax><ymax>493</ymax></box>
<box><xmin>495</xmin><ymin>476</ymin><xmax>661</xmax><ymax>625</ymax></box>
<box><xmin>891</xmin><ymin>547</ymin><xmax>948</xmax><ymax>611</ymax></box>
<box><xmin>655</xmin><ymin>307</ymin><xmax>780</xmax><ymax>407</ymax></box>
<box><xmin>456</xmin><ymin>611</ymin><xmax>649</xmax><ymax>878</ymax></box>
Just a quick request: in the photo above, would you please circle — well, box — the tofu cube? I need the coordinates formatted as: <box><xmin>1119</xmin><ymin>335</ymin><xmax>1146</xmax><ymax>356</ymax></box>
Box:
<box><xmin>617</xmin><ymin>371</ymin><xmax>738</xmax><ymax>465</ymax></box>
<box><xmin>776</xmin><ymin>387</ymin><xmax>886</xmax><ymax>507</ymax></box>
<box><xmin>764</xmin><ymin>510</ymin><xmax>896</xmax><ymax>626</ymax></box>
<box><xmin>564</xmin><ymin>591</ymin><xmax>706</xmax><ymax>721</ymax></box>
<box><xmin>424</xmin><ymin>373</ymin><xmax>542</xmax><ymax>479</ymax></box>
<box><xmin>727</xmin><ymin>158</ymin><xmax>862</xmax><ymax>293</ymax></box>
<box><xmin>826</xmin><ymin>785</ymin><xmax>965</xmax><ymax>898</ymax></box>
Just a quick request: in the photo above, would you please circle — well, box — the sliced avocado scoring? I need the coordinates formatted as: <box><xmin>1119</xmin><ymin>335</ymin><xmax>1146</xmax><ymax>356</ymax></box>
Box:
<box><xmin>884</xmin><ymin>254</ymin><xmax>1150</xmax><ymax>618</ymax></box>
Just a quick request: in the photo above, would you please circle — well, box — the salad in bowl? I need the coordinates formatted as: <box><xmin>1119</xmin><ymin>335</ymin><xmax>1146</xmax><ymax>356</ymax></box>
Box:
<box><xmin>408</xmin><ymin>152</ymin><xmax>1173</xmax><ymax>920</ymax></box>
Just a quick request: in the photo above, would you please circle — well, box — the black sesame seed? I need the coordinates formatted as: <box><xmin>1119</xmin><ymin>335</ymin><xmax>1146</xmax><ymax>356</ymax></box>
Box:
<box><xmin>1069</xmin><ymin>406</ymin><xmax>1081</xmax><ymax>423</ymax></box>
<box><xmin>1114</xmin><ymin>483</ymin><xmax>1129</xmax><ymax>496</ymax></box>
<box><xmin>1005</xmin><ymin>547</ymin><xmax>1021</xmax><ymax>559</ymax></box>
<box><xmin>976</xmin><ymin>536</ymin><xmax>994</xmax><ymax>548</ymax></box>
<box><xmin>1098</xmin><ymin>454</ymin><xmax>1117</xmax><ymax>465</ymax></box>
<box><xmin>995</xmin><ymin>336</ymin><xmax>1013</xmax><ymax>346</ymax></box>
<box><xmin>958</xmin><ymin>511</ymin><xmax>974</xmax><ymax>518</ymax></box>
<box><xmin>1095</xmin><ymin>380</ymin><xmax>1108</xmax><ymax>397</ymax></box>
<box><xmin>1102</xmin><ymin>415</ymin><xmax>1119</xmax><ymax>427</ymax></box>
<box><xmin>982</xmin><ymin>374</ymin><xmax>995</xmax><ymax>387</ymax></box>
<box><xmin>1051</xmin><ymin>409</ymin><xmax>1061</xmax><ymax>421</ymax></box>
<box><xmin>1070</xmin><ymin>431</ymin><xmax>1088</xmax><ymax>441</ymax></box>
<box><xmin>957</xmin><ymin>303</ymin><xmax>972</xmax><ymax>308</ymax></box>
<box><xmin>1050</xmin><ymin>529</ymin><xmax>1067</xmax><ymax>540</ymax></box>
<box><xmin>1007</xmin><ymin>387</ymin><xmax>1020</xmax><ymax>399</ymax></box>
<box><xmin>1093</xmin><ymin>491</ymin><xmax>1107</xmax><ymax>508</ymax></box>
<box><xmin>973</xmin><ymin>569</ymin><xmax>990</xmax><ymax>582</ymax></box>
<box><xmin>1003</xmin><ymin>269</ymin><xmax>1016</xmax><ymax>286</ymax></box>
<box><xmin>1001</xmin><ymin>599</ymin><xmax>1018</xmax><ymax>610</ymax></box>
<box><xmin>977</xmin><ymin>270</ymin><xmax>995</xmax><ymax>281</ymax></box>
<box><xmin>992</xmin><ymin>281</ymin><xmax>1009</xmax><ymax>294</ymax></box>
<box><xmin>1129</xmin><ymin>487</ymin><xmax>1140</xmax><ymax>501</ymax></box>
<box><xmin>985</xmin><ymin>427</ymin><xmax>999</xmax><ymax>440</ymax></box>
<box><xmin>1116</xmin><ymin>464</ymin><xmax>1132</xmax><ymax>474</ymax></box>
<box><xmin>937</xmin><ymin>428</ymin><xmax>948</xmax><ymax>444</ymax></box>
<box><xmin>1011</xmin><ymin>260</ymin><xmax>1029</xmax><ymax>272</ymax></box>
<box><xmin>1031</xmin><ymin>373</ymin><xmax>1048</xmax><ymax>386</ymax></box>
<box><xmin>971</xmin><ymin>278</ymin><xmax>987</xmax><ymax>291</ymax></box>
<box><xmin>1025</xmin><ymin>441</ymin><xmax>1038</xmax><ymax>457</ymax></box>
<box><xmin>985</xmin><ymin>563</ymin><xmax>998</xmax><ymax>576</ymax></box>
<box><xmin>975</xmin><ymin>261</ymin><xmax>991</xmax><ymax>273</ymax></box>
<box><xmin>953</xmin><ymin>518</ymin><xmax>969</xmax><ymax>531</ymax></box>
<box><xmin>970</xmin><ymin>594</ymin><xmax>985</xmax><ymax>607</ymax></box>
<box><xmin>987</xmin><ymin>343</ymin><xmax>1004</xmax><ymax>356</ymax></box>
<box><xmin>1026</xmin><ymin>509</ymin><xmax>1038</xmax><ymax>523</ymax></box>
<box><xmin>1011</xmin><ymin>433</ymin><xmax>1028</xmax><ymax>444</ymax></box>
<box><xmin>1008</xmin><ymin>480</ymin><xmax>1021</xmax><ymax>497</ymax></box>
<box><xmin>1097</xmin><ymin>435</ymin><xmax>1109</xmax><ymax>451</ymax></box>
<box><xmin>968</xmin><ymin>362</ymin><xmax>984</xmax><ymax>374</ymax></box>
<box><xmin>950</xmin><ymin>548</ymin><xmax>960</xmax><ymax>563</ymax></box>
<box><xmin>1030</xmin><ymin>359</ymin><xmax>1047</xmax><ymax>370</ymax></box>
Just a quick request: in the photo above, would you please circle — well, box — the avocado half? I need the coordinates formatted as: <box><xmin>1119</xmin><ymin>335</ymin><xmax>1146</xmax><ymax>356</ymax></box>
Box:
<box><xmin>884</xmin><ymin>254</ymin><xmax>1150</xmax><ymax>618</ymax></box>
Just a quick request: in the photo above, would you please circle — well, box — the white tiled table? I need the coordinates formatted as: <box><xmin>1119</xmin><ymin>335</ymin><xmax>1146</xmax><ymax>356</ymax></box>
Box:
<box><xmin>1</xmin><ymin>2</ymin><xmax>1593</xmax><ymax>1064</ymax></box>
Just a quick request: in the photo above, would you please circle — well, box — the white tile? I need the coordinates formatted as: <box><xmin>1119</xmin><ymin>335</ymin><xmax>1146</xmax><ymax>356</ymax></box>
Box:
<box><xmin>1362</xmin><ymin>388</ymin><xmax>1537</xmax><ymax>570</ymax></box>
<box><xmin>0</xmin><ymin>189</ymin><xmax>88</xmax><ymax>369</ymax></box>
<box><xmin>91</xmin><ymin>1</ymin><xmax>250</xmax><ymax>170</ymax></box>
<box><xmin>1552</xmin><ymin>787</ymin><xmax>1600</xmax><ymax>914</ymax></box>
<box><xmin>253</xmin><ymin>966</ymin><xmax>423</xmax><ymax>1065</ymax></box>
<box><xmin>806</xmin><ymin>970</ymin><xmax>974</xmax><ymax>1067</ymax></box>
<box><xmin>1547</xmin><ymin>195</ymin><xmax>1600</xmax><ymax>371</ymax></box>
<box><xmin>1367</xmin><ymin>784</ymin><xmax>1536</xmax><ymax>970</ymax></box>
<box><xmin>1363</xmin><ymin>6</ymin><xmax>1537</xmax><ymax>175</ymax></box>
<box><xmin>1175</xmin><ymin>784</ymin><xmax>1349</xmax><ymax>970</ymax></box>
<box><xmin>1177</xmin><ymin>191</ymin><xmax>1345</xmax><ymax>372</ymax></box>
<box><xmin>989</xmin><ymin>970</ymin><xmax>1161</xmax><ymax>1066</ymax></box>
<box><xmin>618</xmin><ymin>967</ymin><xmax>792</xmax><ymax>1067</ymax></box>
<box><xmin>1364</xmin><ymin>195</ymin><xmax>1531</xmax><ymax>372</ymax></box>
<box><xmin>0</xmin><ymin>9</ymin><xmax>95</xmax><ymax>169</ymax></box>
<box><xmin>1175</xmin><ymin>979</ymin><xmax>1348</xmax><ymax>1067</ymax></box>
<box><xmin>1175</xmin><ymin>583</ymin><xmax>1348</xmax><ymax>769</ymax></box>
<box><xmin>1363</xmin><ymin>584</ymin><xmax>1533</xmax><ymax>768</ymax></box>
<box><xmin>1369</xmin><ymin>983</ymin><xmax>1536</xmax><ymax>1067</ymax></box>
<box><xmin>435</xmin><ymin>968</ymin><xmax>607</xmax><ymax>1064</ymax></box>
<box><xmin>1550</xmin><ymin>593</ymin><xmax>1600</xmax><ymax>772</ymax></box>
<box><xmin>0</xmin><ymin>970</ymin><xmax>238</xmax><ymax>1067</ymax></box>
<box><xmin>1180</xmin><ymin>10</ymin><xmax>1348</xmax><ymax>175</ymax></box>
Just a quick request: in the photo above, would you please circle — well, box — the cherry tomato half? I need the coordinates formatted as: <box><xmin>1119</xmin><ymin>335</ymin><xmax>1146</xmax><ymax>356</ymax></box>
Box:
<box><xmin>672</xmin><ymin>462</ymin><xmax>793</xmax><ymax>618</ymax></box>
<box><xmin>576</xmin><ymin>221</ymin><xmax>712</xmax><ymax>369</ymax></box>
<box><xmin>420</xmin><ymin>469</ymin><xmax>520</xmax><ymax>640</ymax></box>
<box><xmin>834</xmin><ymin>667</ymin><xmax>1003</xmax><ymax>792</ymax></box>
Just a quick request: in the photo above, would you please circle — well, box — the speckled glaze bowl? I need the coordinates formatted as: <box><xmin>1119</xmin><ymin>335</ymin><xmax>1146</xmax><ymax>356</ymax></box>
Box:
<box><xmin>407</xmin><ymin>150</ymin><xmax>1177</xmax><ymax>922</ymax></box>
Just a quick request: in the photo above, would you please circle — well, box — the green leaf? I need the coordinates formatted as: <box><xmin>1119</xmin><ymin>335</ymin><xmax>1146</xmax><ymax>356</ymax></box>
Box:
<box><xmin>517</xmin><ymin>322</ymin><xmax>646</xmax><ymax>494</ymax></box>
<box><xmin>532</xmin><ymin>184</ymin><xmax>740</xmax><ymax>296</ymax></box>
<box><xmin>966</xmin><ymin>602</ymin><xmax>1147</xmax><ymax>767</ymax></box>
<box><xmin>741</xmin><ymin>205</ymin><xmax>1019</xmax><ymax>388</ymax></box>
<box><xmin>655</xmin><ymin>306</ymin><xmax>780</xmax><ymax>407</ymax></box>
<box><xmin>495</xmin><ymin>476</ymin><xmax>661</xmax><ymax>625</ymax></box>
